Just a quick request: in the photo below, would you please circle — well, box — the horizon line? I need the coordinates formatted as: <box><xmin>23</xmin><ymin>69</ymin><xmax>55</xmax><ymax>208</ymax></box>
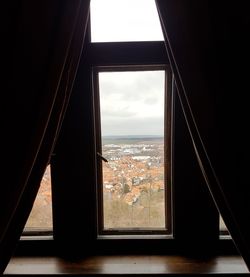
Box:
<box><xmin>102</xmin><ymin>134</ymin><xmax>164</xmax><ymax>137</ymax></box>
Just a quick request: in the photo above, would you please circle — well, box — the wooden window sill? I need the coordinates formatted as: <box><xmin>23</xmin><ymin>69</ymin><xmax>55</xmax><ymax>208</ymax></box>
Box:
<box><xmin>4</xmin><ymin>255</ymin><xmax>249</xmax><ymax>275</ymax></box>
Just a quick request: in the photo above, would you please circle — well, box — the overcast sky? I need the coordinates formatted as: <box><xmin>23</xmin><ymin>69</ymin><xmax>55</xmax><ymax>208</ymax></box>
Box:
<box><xmin>90</xmin><ymin>0</ymin><xmax>164</xmax><ymax>42</ymax></box>
<box><xmin>90</xmin><ymin>0</ymin><xmax>165</xmax><ymax>136</ymax></box>
<box><xmin>99</xmin><ymin>71</ymin><xmax>165</xmax><ymax>136</ymax></box>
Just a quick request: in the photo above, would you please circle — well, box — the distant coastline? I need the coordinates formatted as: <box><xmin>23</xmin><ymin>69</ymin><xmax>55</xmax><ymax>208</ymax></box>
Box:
<box><xmin>102</xmin><ymin>135</ymin><xmax>164</xmax><ymax>144</ymax></box>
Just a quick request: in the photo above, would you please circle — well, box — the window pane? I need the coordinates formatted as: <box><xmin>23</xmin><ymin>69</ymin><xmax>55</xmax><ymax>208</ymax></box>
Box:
<box><xmin>220</xmin><ymin>215</ymin><xmax>230</xmax><ymax>236</ymax></box>
<box><xmin>24</xmin><ymin>165</ymin><xmax>53</xmax><ymax>231</ymax></box>
<box><xmin>98</xmin><ymin>70</ymin><xmax>167</xmax><ymax>230</ymax></box>
<box><xmin>90</xmin><ymin>0</ymin><xmax>164</xmax><ymax>42</ymax></box>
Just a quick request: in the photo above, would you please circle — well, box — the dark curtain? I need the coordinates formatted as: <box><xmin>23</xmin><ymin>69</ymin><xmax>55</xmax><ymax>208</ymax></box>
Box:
<box><xmin>0</xmin><ymin>0</ymin><xmax>90</xmax><ymax>273</ymax></box>
<box><xmin>156</xmin><ymin>0</ymin><xmax>250</xmax><ymax>270</ymax></box>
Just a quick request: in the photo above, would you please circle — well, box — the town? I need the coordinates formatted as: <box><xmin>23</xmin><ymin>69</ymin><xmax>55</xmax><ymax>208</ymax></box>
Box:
<box><xmin>101</xmin><ymin>137</ymin><xmax>166</xmax><ymax>229</ymax></box>
<box><xmin>25</xmin><ymin>137</ymin><xmax>167</xmax><ymax>231</ymax></box>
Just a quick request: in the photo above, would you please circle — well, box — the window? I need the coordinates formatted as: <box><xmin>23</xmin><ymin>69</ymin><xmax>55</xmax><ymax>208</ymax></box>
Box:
<box><xmin>19</xmin><ymin>0</ymin><xmax>235</xmax><ymax>257</ymax></box>
<box><xmin>90</xmin><ymin>0</ymin><xmax>164</xmax><ymax>42</ymax></box>
<box><xmin>94</xmin><ymin>67</ymin><xmax>172</xmax><ymax>235</ymax></box>
<box><xmin>88</xmin><ymin>0</ymin><xmax>173</xmax><ymax>239</ymax></box>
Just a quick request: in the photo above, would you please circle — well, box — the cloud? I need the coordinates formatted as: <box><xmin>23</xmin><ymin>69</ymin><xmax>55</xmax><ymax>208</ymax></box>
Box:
<box><xmin>144</xmin><ymin>97</ymin><xmax>159</xmax><ymax>105</ymax></box>
<box><xmin>101</xmin><ymin>107</ymin><xmax>137</xmax><ymax>118</ymax></box>
<box><xmin>99</xmin><ymin>70</ymin><xmax>165</xmax><ymax>136</ymax></box>
<box><xmin>90</xmin><ymin>0</ymin><xmax>164</xmax><ymax>42</ymax></box>
<box><xmin>101</xmin><ymin>117</ymin><xmax>164</xmax><ymax>136</ymax></box>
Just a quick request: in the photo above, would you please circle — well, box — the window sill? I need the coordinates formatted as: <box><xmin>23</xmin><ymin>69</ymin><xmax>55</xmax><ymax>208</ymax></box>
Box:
<box><xmin>4</xmin><ymin>254</ymin><xmax>249</xmax><ymax>275</ymax></box>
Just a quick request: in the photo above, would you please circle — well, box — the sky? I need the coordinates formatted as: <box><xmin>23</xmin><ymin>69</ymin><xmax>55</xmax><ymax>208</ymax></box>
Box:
<box><xmin>90</xmin><ymin>0</ymin><xmax>165</xmax><ymax>136</ymax></box>
<box><xmin>90</xmin><ymin>0</ymin><xmax>164</xmax><ymax>42</ymax></box>
<box><xmin>99</xmin><ymin>71</ymin><xmax>165</xmax><ymax>136</ymax></box>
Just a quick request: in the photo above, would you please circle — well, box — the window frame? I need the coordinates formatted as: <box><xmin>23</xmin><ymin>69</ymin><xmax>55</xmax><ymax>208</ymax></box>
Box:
<box><xmin>49</xmin><ymin>38</ymin><xmax>222</xmax><ymax>255</ymax></box>
<box><xmin>17</xmin><ymin>20</ymin><xmax>236</xmax><ymax>258</ymax></box>
<box><xmin>92</xmin><ymin>64</ymin><xmax>173</xmax><ymax>237</ymax></box>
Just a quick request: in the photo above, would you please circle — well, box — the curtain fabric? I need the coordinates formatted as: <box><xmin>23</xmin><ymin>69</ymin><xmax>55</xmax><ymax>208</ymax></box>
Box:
<box><xmin>0</xmin><ymin>1</ymin><xmax>90</xmax><ymax>273</ymax></box>
<box><xmin>156</xmin><ymin>0</ymin><xmax>250</xmax><ymax>270</ymax></box>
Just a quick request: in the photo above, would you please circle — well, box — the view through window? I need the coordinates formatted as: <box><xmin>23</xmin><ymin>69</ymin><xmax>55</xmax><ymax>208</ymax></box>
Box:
<box><xmin>220</xmin><ymin>215</ymin><xmax>230</xmax><ymax>236</ymax></box>
<box><xmin>90</xmin><ymin>0</ymin><xmax>164</xmax><ymax>42</ymax></box>
<box><xmin>23</xmin><ymin>0</ymin><xmax>165</xmax><ymax>235</ymax></box>
<box><xmin>24</xmin><ymin>165</ymin><xmax>53</xmax><ymax>232</ymax></box>
<box><xmin>96</xmin><ymin>69</ymin><xmax>170</xmax><ymax>232</ymax></box>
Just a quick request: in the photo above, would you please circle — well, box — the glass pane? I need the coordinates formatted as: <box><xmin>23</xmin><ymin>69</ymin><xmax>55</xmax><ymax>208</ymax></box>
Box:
<box><xmin>24</xmin><ymin>165</ymin><xmax>53</xmax><ymax>231</ymax></box>
<box><xmin>220</xmin><ymin>215</ymin><xmax>230</xmax><ymax>235</ymax></box>
<box><xmin>98</xmin><ymin>70</ymin><xmax>166</xmax><ymax>230</ymax></box>
<box><xmin>90</xmin><ymin>0</ymin><xmax>164</xmax><ymax>42</ymax></box>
